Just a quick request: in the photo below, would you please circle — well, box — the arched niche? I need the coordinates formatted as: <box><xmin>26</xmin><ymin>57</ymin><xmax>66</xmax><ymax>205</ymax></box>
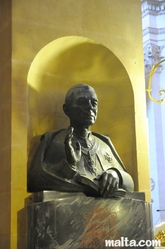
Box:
<box><xmin>27</xmin><ymin>36</ymin><xmax>135</xmax><ymax>182</ymax></box>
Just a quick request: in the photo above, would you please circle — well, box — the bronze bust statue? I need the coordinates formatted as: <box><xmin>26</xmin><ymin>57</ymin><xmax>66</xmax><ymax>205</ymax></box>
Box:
<box><xmin>27</xmin><ymin>84</ymin><xmax>134</xmax><ymax>197</ymax></box>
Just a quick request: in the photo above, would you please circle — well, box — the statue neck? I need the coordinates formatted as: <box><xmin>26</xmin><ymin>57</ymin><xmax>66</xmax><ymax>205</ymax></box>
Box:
<box><xmin>69</xmin><ymin>126</ymin><xmax>91</xmax><ymax>139</ymax></box>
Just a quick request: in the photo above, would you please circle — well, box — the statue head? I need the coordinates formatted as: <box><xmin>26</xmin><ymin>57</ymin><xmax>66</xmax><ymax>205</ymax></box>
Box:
<box><xmin>63</xmin><ymin>84</ymin><xmax>98</xmax><ymax>128</ymax></box>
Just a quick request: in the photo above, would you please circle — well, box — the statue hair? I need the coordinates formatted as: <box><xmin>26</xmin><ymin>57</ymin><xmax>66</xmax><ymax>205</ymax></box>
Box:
<box><xmin>64</xmin><ymin>84</ymin><xmax>95</xmax><ymax>106</ymax></box>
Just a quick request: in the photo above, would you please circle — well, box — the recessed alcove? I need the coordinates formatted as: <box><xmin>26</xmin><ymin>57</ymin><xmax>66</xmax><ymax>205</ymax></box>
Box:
<box><xmin>27</xmin><ymin>36</ymin><xmax>135</xmax><ymax>183</ymax></box>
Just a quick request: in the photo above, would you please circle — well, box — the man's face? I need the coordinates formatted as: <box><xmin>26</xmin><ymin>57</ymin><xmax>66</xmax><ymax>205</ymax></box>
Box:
<box><xmin>68</xmin><ymin>86</ymin><xmax>98</xmax><ymax>127</ymax></box>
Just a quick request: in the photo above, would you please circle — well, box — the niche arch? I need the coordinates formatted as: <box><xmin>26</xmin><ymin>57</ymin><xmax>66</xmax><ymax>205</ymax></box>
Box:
<box><xmin>27</xmin><ymin>36</ymin><xmax>135</xmax><ymax>179</ymax></box>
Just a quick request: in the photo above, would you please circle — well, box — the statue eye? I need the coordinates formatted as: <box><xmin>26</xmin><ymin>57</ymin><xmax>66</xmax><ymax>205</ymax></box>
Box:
<box><xmin>92</xmin><ymin>100</ymin><xmax>98</xmax><ymax>107</ymax></box>
<box><xmin>76</xmin><ymin>97</ymin><xmax>98</xmax><ymax>107</ymax></box>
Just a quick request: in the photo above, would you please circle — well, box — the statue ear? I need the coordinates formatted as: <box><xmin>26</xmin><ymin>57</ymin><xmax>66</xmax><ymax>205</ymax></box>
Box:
<box><xmin>63</xmin><ymin>104</ymin><xmax>69</xmax><ymax>116</ymax></box>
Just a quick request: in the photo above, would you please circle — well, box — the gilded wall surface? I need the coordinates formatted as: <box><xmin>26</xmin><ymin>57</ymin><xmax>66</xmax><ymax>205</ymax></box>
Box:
<box><xmin>0</xmin><ymin>0</ymin><xmax>150</xmax><ymax>248</ymax></box>
<box><xmin>0</xmin><ymin>1</ymin><xmax>11</xmax><ymax>248</ymax></box>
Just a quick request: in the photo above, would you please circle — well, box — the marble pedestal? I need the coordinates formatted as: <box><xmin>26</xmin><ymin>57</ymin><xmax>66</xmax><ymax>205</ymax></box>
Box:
<box><xmin>27</xmin><ymin>192</ymin><xmax>153</xmax><ymax>249</ymax></box>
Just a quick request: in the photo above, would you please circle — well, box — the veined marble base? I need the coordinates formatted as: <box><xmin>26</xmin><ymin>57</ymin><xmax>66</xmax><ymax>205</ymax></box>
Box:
<box><xmin>27</xmin><ymin>191</ymin><xmax>153</xmax><ymax>249</ymax></box>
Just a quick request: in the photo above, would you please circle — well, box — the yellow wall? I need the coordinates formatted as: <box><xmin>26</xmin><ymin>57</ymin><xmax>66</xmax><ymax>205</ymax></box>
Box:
<box><xmin>0</xmin><ymin>0</ymin><xmax>150</xmax><ymax>248</ymax></box>
<box><xmin>0</xmin><ymin>1</ymin><xmax>11</xmax><ymax>248</ymax></box>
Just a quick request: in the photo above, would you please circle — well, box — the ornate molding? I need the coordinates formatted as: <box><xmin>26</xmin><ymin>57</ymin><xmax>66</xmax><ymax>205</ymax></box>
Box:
<box><xmin>143</xmin><ymin>27</ymin><xmax>165</xmax><ymax>36</ymax></box>
<box><xmin>142</xmin><ymin>0</ymin><xmax>165</xmax><ymax>17</ymax></box>
<box><xmin>144</xmin><ymin>43</ymin><xmax>165</xmax><ymax>72</ymax></box>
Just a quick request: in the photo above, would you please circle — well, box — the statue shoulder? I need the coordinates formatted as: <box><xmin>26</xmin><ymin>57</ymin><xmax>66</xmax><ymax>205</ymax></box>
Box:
<box><xmin>40</xmin><ymin>129</ymin><xmax>66</xmax><ymax>142</ymax></box>
<box><xmin>92</xmin><ymin>132</ymin><xmax>112</xmax><ymax>145</ymax></box>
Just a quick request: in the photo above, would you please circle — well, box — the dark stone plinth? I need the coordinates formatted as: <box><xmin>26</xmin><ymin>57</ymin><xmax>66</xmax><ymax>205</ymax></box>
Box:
<box><xmin>27</xmin><ymin>192</ymin><xmax>153</xmax><ymax>249</ymax></box>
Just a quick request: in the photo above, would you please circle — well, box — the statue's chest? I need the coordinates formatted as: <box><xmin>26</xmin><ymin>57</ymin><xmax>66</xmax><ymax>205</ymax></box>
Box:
<box><xmin>77</xmin><ymin>137</ymin><xmax>114</xmax><ymax>178</ymax></box>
